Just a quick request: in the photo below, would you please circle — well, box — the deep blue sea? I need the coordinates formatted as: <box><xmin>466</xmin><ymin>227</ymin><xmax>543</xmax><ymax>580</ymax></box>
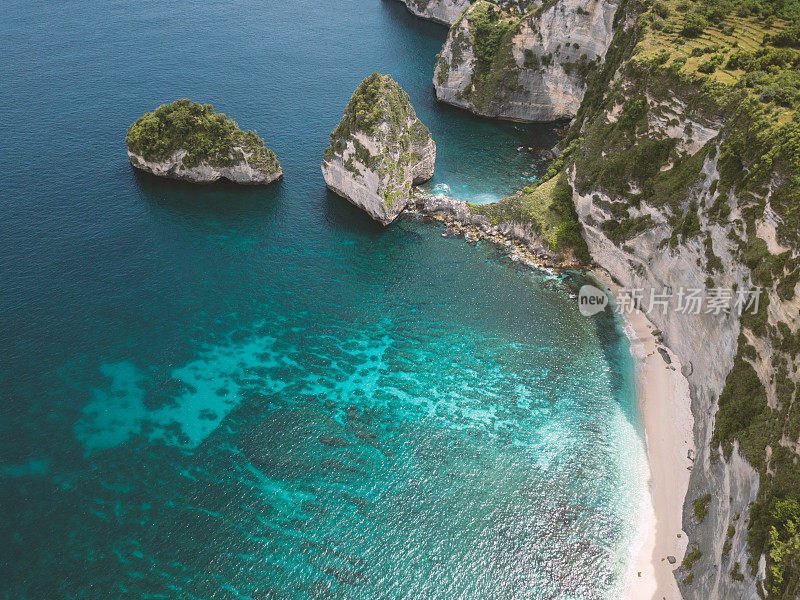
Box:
<box><xmin>0</xmin><ymin>0</ymin><xmax>648</xmax><ymax>598</ymax></box>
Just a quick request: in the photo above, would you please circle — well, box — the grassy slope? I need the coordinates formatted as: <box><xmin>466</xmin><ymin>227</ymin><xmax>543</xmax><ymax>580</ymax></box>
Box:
<box><xmin>635</xmin><ymin>0</ymin><xmax>800</xmax><ymax>244</ymax></box>
<box><xmin>638</xmin><ymin>2</ymin><xmax>795</xmax><ymax>85</ymax></box>
<box><xmin>470</xmin><ymin>167</ymin><xmax>591</xmax><ymax>262</ymax></box>
<box><xmin>471</xmin><ymin>174</ymin><xmax>564</xmax><ymax>244</ymax></box>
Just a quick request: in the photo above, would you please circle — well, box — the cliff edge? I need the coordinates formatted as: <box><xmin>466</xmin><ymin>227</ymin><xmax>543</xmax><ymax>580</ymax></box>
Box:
<box><xmin>395</xmin><ymin>0</ymin><xmax>472</xmax><ymax>24</ymax></box>
<box><xmin>433</xmin><ymin>0</ymin><xmax>620</xmax><ymax>121</ymax></box>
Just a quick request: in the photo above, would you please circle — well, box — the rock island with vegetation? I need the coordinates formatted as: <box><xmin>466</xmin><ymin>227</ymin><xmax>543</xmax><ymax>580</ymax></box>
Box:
<box><xmin>126</xmin><ymin>99</ymin><xmax>282</xmax><ymax>185</ymax></box>
<box><xmin>322</xmin><ymin>73</ymin><xmax>436</xmax><ymax>225</ymax></box>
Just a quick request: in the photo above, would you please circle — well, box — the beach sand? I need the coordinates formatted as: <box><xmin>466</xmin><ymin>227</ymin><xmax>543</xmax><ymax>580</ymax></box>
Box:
<box><xmin>619</xmin><ymin>302</ymin><xmax>695</xmax><ymax>600</ymax></box>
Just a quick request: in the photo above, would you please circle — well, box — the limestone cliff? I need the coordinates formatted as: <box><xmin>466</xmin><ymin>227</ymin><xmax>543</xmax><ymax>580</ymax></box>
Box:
<box><xmin>322</xmin><ymin>73</ymin><xmax>436</xmax><ymax>225</ymax></box>
<box><xmin>432</xmin><ymin>0</ymin><xmax>620</xmax><ymax>121</ymax></box>
<box><xmin>126</xmin><ymin>99</ymin><xmax>282</xmax><ymax>185</ymax></box>
<box><xmin>560</xmin><ymin>1</ymin><xmax>800</xmax><ymax>598</ymax></box>
<box><xmin>435</xmin><ymin>0</ymin><xmax>800</xmax><ymax>597</ymax></box>
<box><xmin>128</xmin><ymin>149</ymin><xmax>282</xmax><ymax>185</ymax></box>
<box><xmin>395</xmin><ymin>0</ymin><xmax>471</xmax><ymax>25</ymax></box>
<box><xmin>572</xmin><ymin>141</ymin><xmax>766</xmax><ymax>600</ymax></box>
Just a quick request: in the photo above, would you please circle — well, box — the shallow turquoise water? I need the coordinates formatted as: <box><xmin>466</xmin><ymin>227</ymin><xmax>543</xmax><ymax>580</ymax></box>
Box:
<box><xmin>0</xmin><ymin>0</ymin><xmax>646</xmax><ymax>598</ymax></box>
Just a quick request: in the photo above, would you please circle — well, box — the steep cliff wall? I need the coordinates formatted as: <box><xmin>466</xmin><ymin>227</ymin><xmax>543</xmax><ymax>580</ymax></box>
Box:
<box><xmin>322</xmin><ymin>73</ymin><xmax>435</xmax><ymax>225</ymax></box>
<box><xmin>562</xmin><ymin>1</ymin><xmax>800</xmax><ymax>598</ymax></box>
<box><xmin>432</xmin><ymin>0</ymin><xmax>620</xmax><ymax>121</ymax></box>
<box><xmin>128</xmin><ymin>149</ymin><xmax>282</xmax><ymax>184</ymax></box>
<box><xmin>572</xmin><ymin>153</ymin><xmax>766</xmax><ymax>600</ymax></box>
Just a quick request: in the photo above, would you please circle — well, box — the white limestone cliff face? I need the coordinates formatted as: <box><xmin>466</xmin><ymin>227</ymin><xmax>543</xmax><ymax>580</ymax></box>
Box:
<box><xmin>433</xmin><ymin>0</ymin><xmax>620</xmax><ymax>121</ymax></box>
<box><xmin>574</xmin><ymin>176</ymin><xmax>762</xmax><ymax>600</ymax></box>
<box><xmin>322</xmin><ymin>131</ymin><xmax>435</xmax><ymax>224</ymax></box>
<box><xmin>411</xmin><ymin>134</ymin><xmax>437</xmax><ymax>184</ymax></box>
<box><xmin>128</xmin><ymin>149</ymin><xmax>282</xmax><ymax>185</ymax></box>
<box><xmin>395</xmin><ymin>0</ymin><xmax>471</xmax><ymax>24</ymax></box>
<box><xmin>322</xmin><ymin>73</ymin><xmax>436</xmax><ymax>225</ymax></box>
<box><xmin>571</xmin><ymin>100</ymin><xmax>778</xmax><ymax>600</ymax></box>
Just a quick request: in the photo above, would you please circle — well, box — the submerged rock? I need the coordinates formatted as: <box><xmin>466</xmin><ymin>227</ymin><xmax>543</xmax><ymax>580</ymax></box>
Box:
<box><xmin>433</xmin><ymin>0</ymin><xmax>620</xmax><ymax>122</ymax></box>
<box><xmin>322</xmin><ymin>73</ymin><xmax>436</xmax><ymax>225</ymax></box>
<box><xmin>126</xmin><ymin>99</ymin><xmax>282</xmax><ymax>184</ymax></box>
<box><xmin>237</xmin><ymin>408</ymin><xmax>380</xmax><ymax>481</ymax></box>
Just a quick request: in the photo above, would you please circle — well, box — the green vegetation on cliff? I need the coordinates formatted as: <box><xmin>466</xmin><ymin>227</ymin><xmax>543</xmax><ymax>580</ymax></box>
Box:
<box><xmin>626</xmin><ymin>9</ymin><xmax>800</xmax><ymax>595</ymax></box>
<box><xmin>694</xmin><ymin>493</ymin><xmax>712</xmax><ymax>521</ymax></box>
<box><xmin>323</xmin><ymin>72</ymin><xmax>431</xmax><ymax>175</ymax></box>
<box><xmin>436</xmin><ymin>0</ymin><xmax>604</xmax><ymax>115</ymax></box>
<box><xmin>322</xmin><ymin>73</ymin><xmax>434</xmax><ymax>217</ymax></box>
<box><xmin>632</xmin><ymin>0</ymin><xmax>800</xmax><ymax>247</ymax></box>
<box><xmin>326</xmin><ymin>73</ymin><xmax>424</xmax><ymax>142</ymax></box>
<box><xmin>125</xmin><ymin>99</ymin><xmax>280</xmax><ymax>172</ymax></box>
<box><xmin>564</xmin><ymin>0</ymin><xmax>800</xmax><ymax>243</ymax></box>
<box><xmin>768</xmin><ymin>500</ymin><xmax>800</xmax><ymax>597</ymax></box>
<box><xmin>463</xmin><ymin>2</ymin><xmax>521</xmax><ymax>110</ymax></box>
<box><xmin>713</xmin><ymin>335</ymin><xmax>800</xmax><ymax>594</ymax></box>
<box><xmin>470</xmin><ymin>169</ymin><xmax>591</xmax><ymax>263</ymax></box>
<box><xmin>434</xmin><ymin>1</ymin><xmax>531</xmax><ymax>112</ymax></box>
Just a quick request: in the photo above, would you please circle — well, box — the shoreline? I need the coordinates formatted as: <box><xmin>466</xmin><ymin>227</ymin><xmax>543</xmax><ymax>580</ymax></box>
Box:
<box><xmin>406</xmin><ymin>193</ymin><xmax>582</xmax><ymax>270</ymax></box>
<box><xmin>407</xmin><ymin>198</ymin><xmax>696</xmax><ymax>600</ymax></box>
<box><xmin>597</xmin><ymin>275</ymin><xmax>695</xmax><ymax>600</ymax></box>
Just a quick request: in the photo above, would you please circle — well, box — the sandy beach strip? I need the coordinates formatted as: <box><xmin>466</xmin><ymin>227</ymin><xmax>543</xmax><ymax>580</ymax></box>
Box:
<box><xmin>586</xmin><ymin>273</ymin><xmax>696</xmax><ymax>600</ymax></box>
<box><xmin>619</xmin><ymin>300</ymin><xmax>695</xmax><ymax>600</ymax></box>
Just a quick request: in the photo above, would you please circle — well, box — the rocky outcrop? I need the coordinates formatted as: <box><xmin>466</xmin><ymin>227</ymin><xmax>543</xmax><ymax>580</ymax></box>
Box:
<box><xmin>410</xmin><ymin>192</ymin><xmax>566</xmax><ymax>264</ymax></box>
<box><xmin>433</xmin><ymin>0</ymin><xmax>620</xmax><ymax>121</ymax></box>
<box><xmin>395</xmin><ymin>0</ymin><xmax>471</xmax><ymax>24</ymax></box>
<box><xmin>126</xmin><ymin>99</ymin><xmax>282</xmax><ymax>185</ymax></box>
<box><xmin>322</xmin><ymin>73</ymin><xmax>436</xmax><ymax>225</ymax></box>
<box><xmin>128</xmin><ymin>149</ymin><xmax>282</xmax><ymax>184</ymax></box>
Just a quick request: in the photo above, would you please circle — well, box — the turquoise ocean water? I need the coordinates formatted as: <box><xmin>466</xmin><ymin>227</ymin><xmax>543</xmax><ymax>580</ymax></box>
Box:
<box><xmin>0</xmin><ymin>0</ymin><xmax>648</xmax><ymax>598</ymax></box>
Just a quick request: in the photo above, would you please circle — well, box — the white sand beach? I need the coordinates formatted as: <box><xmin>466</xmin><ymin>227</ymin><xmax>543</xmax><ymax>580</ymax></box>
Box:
<box><xmin>620</xmin><ymin>302</ymin><xmax>695</xmax><ymax>600</ymax></box>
